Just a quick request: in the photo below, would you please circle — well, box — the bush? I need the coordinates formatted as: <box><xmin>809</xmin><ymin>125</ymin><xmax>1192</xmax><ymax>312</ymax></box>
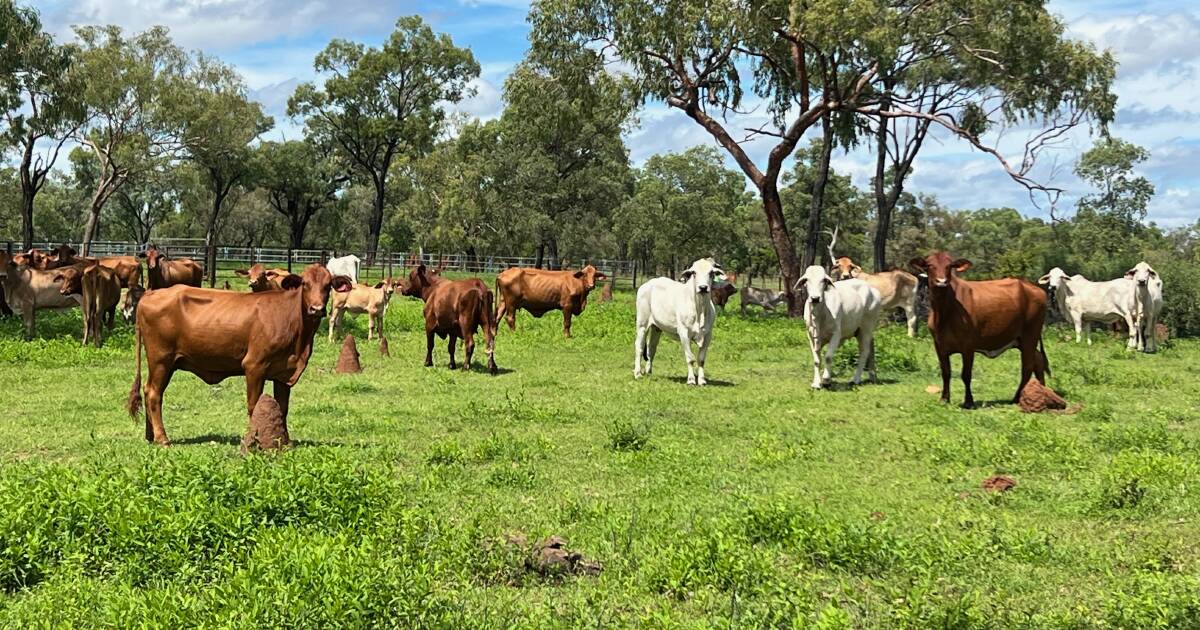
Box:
<box><xmin>606</xmin><ymin>418</ymin><xmax>652</xmax><ymax>452</ymax></box>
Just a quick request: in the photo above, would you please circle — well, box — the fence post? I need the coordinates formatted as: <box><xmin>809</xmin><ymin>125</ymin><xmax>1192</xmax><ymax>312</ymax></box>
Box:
<box><xmin>386</xmin><ymin>252</ymin><xmax>392</xmax><ymax>279</ymax></box>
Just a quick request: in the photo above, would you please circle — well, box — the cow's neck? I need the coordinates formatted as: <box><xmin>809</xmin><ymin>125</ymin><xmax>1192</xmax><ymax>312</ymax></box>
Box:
<box><xmin>692</xmin><ymin>289</ymin><xmax>713</xmax><ymax>327</ymax></box>
<box><xmin>930</xmin><ymin>277</ymin><xmax>968</xmax><ymax>309</ymax></box>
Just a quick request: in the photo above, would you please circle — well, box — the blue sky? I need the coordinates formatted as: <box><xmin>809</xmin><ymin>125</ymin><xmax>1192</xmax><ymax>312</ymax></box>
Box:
<box><xmin>35</xmin><ymin>0</ymin><xmax>1200</xmax><ymax>228</ymax></box>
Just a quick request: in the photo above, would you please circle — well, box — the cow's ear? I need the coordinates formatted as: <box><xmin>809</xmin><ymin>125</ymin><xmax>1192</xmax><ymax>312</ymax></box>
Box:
<box><xmin>908</xmin><ymin>257</ymin><xmax>927</xmax><ymax>273</ymax></box>
<box><xmin>332</xmin><ymin>275</ymin><xmax>353</xmax><ymax>293</ymax></box>
<box><xmin>52</xmin><ymin>274</ymin><xmax>64</xmax><ymax>283</ymax></box>
<box><xmin>952</xmin><ymin>259</ymin><xmax>972</xmax><ymax>273</ymax></box>
<box><xmin>1124</xmin><ymin>268</ymin><xmax>1136</xmax><ymax>279</ymax></box>
<box><xmin>680</xmin><ymin>270</ymin><xmax>695</xmax><ymax>282</ymax></box>
<box><xmin>280</xmin><ymin>274</ymin><xmax>304</xmax><ymax>290</ymax></box>
<box><xmin>1037</xmin><ymin>274</ymin><xmax>1051</xmax><ymax>285</ymax></box>
<box><xmin>595</xmin><ymin>271</ymin><xmax>608</xmax><ymax>280</ymax></box>
<box><xmin>233</xmin><ymin>269</ymin><xmax>249</xmax><ymax>277</ymax></box>
<box><xmin>574</xmin><ymin>270</ymin><xmax>585</xmax><ymax>279</ymax></box>
<box><xmin>373</xmin><ymin>281</ymin><xmax>384</xmax><ymax>289</ymax></box>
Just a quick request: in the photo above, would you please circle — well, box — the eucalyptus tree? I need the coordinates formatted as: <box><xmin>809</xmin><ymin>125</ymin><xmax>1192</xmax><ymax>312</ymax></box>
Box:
<box><xmin>72</xmin><ymin>25</ymin><xmax>186</xmax><ymax>255</ymax></box>
<box><xmin>289</xmin><ymin>16</ymin><xmax>479</xmax><ymax>262</ymax></box>
<box><xmin>0</xmin><ymin>1</ymin><xmax>83</xmax><ymax>248</ymax></box>
<box><xmin>255</xmin><ymin>138</ymin><xmax>348</xmax><ymax>249</ymax></box>
<box><xmin>531</xmin><ymin>0</ymin><xmax>1116</xmax><ymax>313</ymax></box>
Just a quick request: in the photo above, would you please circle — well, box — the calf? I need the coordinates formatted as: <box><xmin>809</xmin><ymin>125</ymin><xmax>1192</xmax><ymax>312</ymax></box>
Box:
<box><xmin>326</xmin><ymin>254</ymin><xmax>361</xmax><ymax>284</ymax></box>
<box><xmin>495</xmin><ymin>264</ymin><xmax>607</xmax><ymax>338</ymax></box>
<box><xmin>831</xmin><ymin>257</ymin><xmax>919</xmax><ymax>337</ymax></box>
<box><xmin>235</xmin><ymin>264</ymin><xmax>291</xmax><ymax>292</ymax></box>
<box><xmin>633</xmin><ymin>258</ymin><xmax>724</xmax><ymax>385</ymax></box>
<box><xmin>401</xmin><ymin>265</ymin><xmax>497</xmax><ymax>374</ymax></box>
<box><xmin>1037</xmin><ymin>267</ymin><xmax>1137</xmax><ymax>348</ymax></box>
<box><xmin>740</xmin><ymin>286</ymin><xmax>787</xmax><ymax>315</ymax></box>
<box><xmin>1125</xmin><ymin>262</ymin><xmax>1163</xmax><ymax>353</ymax></box>
<box><xmin>141</xmin><ymin>245</ymin><xmax>203</xmax><ymax>289</ymax></box>
<box><xmin>711</xmin><ymin>272</ymin><xmax>738</xmax><ymax>309</ymax></box>
<box><xmin>1</xmin><ymin>253</ymin><xmax>83</xmax><ymax>338</ymax></box>
<box><xmin>127</xmin><ymin>264</ymin><xmax>352</xmax><ymax>445</ymax></box>
<box><xmin>796</xmin><ymin>266</ymin><xmax>883</xmax><ymax>389</ymax></box>
<box><xmin>98</xmin><ymin>256</ymin><xmax>143</xmax><ymax>288</ymax></box>
<box><xmin>56</xmin><ymin>264</ymin><xmax>121</xmax><ymax>347</ymax></box>
<box><xmin>329</xmin><ymin>278</ymin><xmax>398</xmax><ymax>342</ymax></box>
<box><xmin>910</xmin><ymin>252</ymin><xmax>1049</xmax><ymax>408</ymax></box>
<box><xmin>121</xmin><ymin>284</ymin><xmax>146</xmax><ymax>323</ymax></box>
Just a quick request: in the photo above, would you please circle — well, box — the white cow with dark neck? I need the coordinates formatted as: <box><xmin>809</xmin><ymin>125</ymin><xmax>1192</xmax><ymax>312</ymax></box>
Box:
<box><xmin>633</xmin><ymin>258</ymin><xmax>725</xmax><ymax>385</ymax></box>
<box><xmin>797</xmin><ymin>265</ymin><xmax>883</xmax><ymax>389</ymax></box>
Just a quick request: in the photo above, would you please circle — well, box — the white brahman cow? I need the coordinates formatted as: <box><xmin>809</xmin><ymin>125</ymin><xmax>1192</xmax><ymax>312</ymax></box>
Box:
<box><xmin>1125</xmin><ymin>261</ymin><xmax>1163</xmax><ymax>353</ymax></box>
<box><xmin>796</xmin><ymin>265</ymin><xmax>883</xmax><ymax>389</ymax></box>
<box><xmin>1037</xmin><ymin>267</ymin><xmax>1138</xmax><ymax>348</ymax></box>
<box><xmin>326</xmin><ymin>254</ymin><xmax>361</xmax><ymax>284</ymax></box>
<box><xmin>634</xmin><ymin>258</ymin><xmax>725</xmax><ymax>385</ymax></box>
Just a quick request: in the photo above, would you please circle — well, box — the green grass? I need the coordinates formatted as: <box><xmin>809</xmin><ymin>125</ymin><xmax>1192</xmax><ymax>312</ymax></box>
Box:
<box><xmin>1</xmin><ymin>272</ymin><xmax>1199</xmax><ymax>627</ymax></box>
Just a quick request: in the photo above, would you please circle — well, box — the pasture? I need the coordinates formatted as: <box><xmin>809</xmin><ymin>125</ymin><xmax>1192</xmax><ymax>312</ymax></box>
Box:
<box><xmin>1</xmin><ymin>275</ymin><xmax>1198</xmax><ymax>628</ymax></box>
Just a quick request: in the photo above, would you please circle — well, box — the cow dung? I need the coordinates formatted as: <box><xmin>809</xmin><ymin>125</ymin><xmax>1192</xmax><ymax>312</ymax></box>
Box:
<box><xmin>1018</xmin><ymin>377</ymin><xmax>1067</xmax><ymax>413</ymax></box>
<box><xmin>982</xmin><ymin>475</ymin><xmax>1016</xmax><ymax>493</ymax></box>
<box><xmin>379</xmin><ymin>336</ymin><xmax>390</xmax><ymax>357</ymax></box>
<box><xmin>336</xmin><ymin>334</ymin><xmax>362</xmax><ymax>373</ymax></box>
<box><xmin>241</xmin><ymin>394</ymin><xmax>290</xmax><ymax>453</ymax></box>
<box><xmin>501</xmin><ymin>533</ymin><xmax>602</xmax><ymax>579</ymax></box>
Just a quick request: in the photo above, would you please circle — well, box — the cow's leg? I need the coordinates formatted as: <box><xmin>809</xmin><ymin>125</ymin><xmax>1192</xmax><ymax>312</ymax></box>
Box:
<box><xmin>1014</xmin><ymin>340</ymin><xmax>1039</xmax><ymax>403</ymax></box>
<box><xmin>678</xmin><ymin>327</ymin><xmax>697</xmax><ymax>385</ymax></box>
<box><xmin>327</xmin><ymin>308</ymin><xmax>338</xmax><ymax>343</ymax></box>
<box><xmin>462</xmin><ymin>324</ymin><xmax>475</xmax><ymax>372</ymax></box>
<box><xmin>960</xmin><ymin>351</ymin><xmax>976</xmax><ymax>409</ymax></box>
<box><xmin>1125</xmin><ymin>313</ymin><xmax>1138</xmax><ymax>349</ymax></box>
<box><xmin>905</xmin><ymin>304</ymin><xmax>918</xmax><ymax>338</ymax></box>
<box><xmin>22</xmin><ymin>306</ymin><xmax>34</xmax><ymax>340</ymax></box>
<box><xmin>1073</xmin><ymin>314</ymin><xmax>1083</xmax><ymax>344</ymax></box>
<box><xmin>938</xmin><ymin>351</ymin><xmax>952</xmax><ymax>404</ymax></box>
<box><xmin>696</xmin><ymin>331</ymin><xmax>711</xmax><ymax>386</ymax></box>
<box><xmin>244</xmin><ymin>369</ymin><xmax>267</xmax><ymax>428</ymax></box>
<box><xmin>562</xmin><ymin>306</ymin><xmax>573</xmax><ymax>339</ymax></box>
<box><xmin>366</xmin><ymin>311</ymin><xmax>374</xmax><ymax>341</ymax></box>
<box><xmin>853</xmin><ymin>329</ymin><xmax>875</xmax><ymax>384</ymax></box>
<box><xmin>822</xmin><ymin>333</ymin><xmax>840</xmax><ymax>386</ymax></box>
<box><xmin>809</xmin><ymin>330</ymin><xmax>823</xmax><ymax>389</ymax></box>
<box><xmin>144</xmin><ymin>362</ymin><xmax>174</xmax><ymax>446</ymax></box>
<box><xmin>273</xmin><ymin>380</ymin><xmax>292</xmax><ymax>420</ymax></box>
<box><xmin>425</xmin><ymin>329</ymin><xmax>435</xmax><ymax>367</ymax></box>
<box><xmin>1147</xmin><ymin>311</ymin><xmax>1158</xmax><ymax>353</ymax></box>
<box><xmin>646</xmin><ymin>326</ymin><xmax>662</xmax><ymax>375</ymax></box>
<box><xmin>447</xmin><ymin>334</ymin><xmax>458</xmax><ymax>370</ymax></box>
<box><xmin>633</xmin><ymin>324</ymin><xmax>646</xmax><ymax>378</ymax></box>
<box><xmin>1082</xmin><ymin>320</ymin><xmax>1092</xmax><ymax>346</ymax></box>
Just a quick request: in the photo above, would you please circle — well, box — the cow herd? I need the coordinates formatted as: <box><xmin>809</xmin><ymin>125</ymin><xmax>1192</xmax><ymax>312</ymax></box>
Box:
<box><xmin>0</xmin><ymin>243</ymin><xmax>1168</xmax><ymax>444</ymax></box>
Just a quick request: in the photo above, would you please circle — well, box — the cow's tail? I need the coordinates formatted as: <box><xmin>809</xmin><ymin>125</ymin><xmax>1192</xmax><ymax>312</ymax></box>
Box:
<box><xmin>127</xmin><ymin>318</ymin><xmax>143</xmax><ymax>420</ymax></box>
<box><xmin>1038</xmin><ymin>336</ymin><xmax>1051</xmax><ymax>377</ymax></box>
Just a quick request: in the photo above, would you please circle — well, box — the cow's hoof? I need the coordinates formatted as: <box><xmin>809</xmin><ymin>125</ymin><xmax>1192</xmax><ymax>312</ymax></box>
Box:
<box><xmin>697</xmin><ymin>379</ymin><xmax>707</xmax><ymax>386</ymax></box>
<box><xmin>960</xmin><ymin>402</ymin><xmax>976</xmax><ymax>410</ymax></box>
<box><xmin>686</xmin><ymin>378</ymin><xmax>697</xmax><ymax>386</ymax></box>
<box><xmin>811</xmin><ymin>383</ymin><xmax>822</xmax><ymax>390</ymax></box>
<box><xmin>633</xmin><ymin>372</ymin><xmax>642</xmax><ymax>380</ymax></box>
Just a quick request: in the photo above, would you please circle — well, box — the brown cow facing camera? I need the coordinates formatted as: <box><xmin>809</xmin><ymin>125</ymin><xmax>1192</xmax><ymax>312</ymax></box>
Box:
<box><xmin>56</xmin><ymin>264</ymin><xmax>122</xmax><ymax>347</ymax></box>
<box><xmin>402</xmin><ymin>265</ymin><xmax>497</xmax><ymax>375</ymax></box>
<box><xmin>127</xmin><ymin>264</ymin><xmax>353</xmax><ymax>445</ymax></box>
<box><xmin>234</xmin><ymin>263</ymin><xmax>291</xmax><ymax>292</ymax></box>
<box><xmin>910</xmin><ymin>252</ymin><xmax>1049</xmax><ymax>409</ymax></box>
<box><xmin>140</xmin><ymin>245</ymin><xmax>203</xmax><ymax>289</ymax></box>
<box><xmin>495</xmin><ymin>264</ymin><xmax>607</xmax><ymax>338</ymax></box>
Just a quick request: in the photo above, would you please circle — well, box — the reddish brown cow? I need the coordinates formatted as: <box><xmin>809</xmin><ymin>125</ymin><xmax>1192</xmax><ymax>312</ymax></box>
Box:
<box><xmin>711</xmin><ymin>272</ymin><xmax>738</xmax><ymax>309</ymax></box>
<box><xmin>402</xmin><ymin>265</ymin><xmax>497</xmax><ymax>374</ymax></box>
<box><xmin>141</xmin><ymin>245</ymin><xmax>203</xmax><ymax>289</ymax></box>
<box><xmin>40</xmin><ymin>245</ymin><xmax>141</xmax><ymax>288</ymax></box>
<box><xmin>494</xmin><ymin>265</ymin><xmax>607</xmax><ymax>338</ymax></box>
<box><xmin>910</xmin><ymin>252</ymin><xmax>1049</xmax><ymax>408</ymax></box>
<box><xmin>56</xmin><ymin>264</ymin><xmax>121</xmax><ymax>346</ymax></box>
<box><xmin>234</xmin><ymin>263</ymin><xmax>291</xmax><ymax>292</ymax></box>
<box><xmin>127</xmin><ymin>264</ymin><xmax>352</xmax><ymax>445</ymax></box>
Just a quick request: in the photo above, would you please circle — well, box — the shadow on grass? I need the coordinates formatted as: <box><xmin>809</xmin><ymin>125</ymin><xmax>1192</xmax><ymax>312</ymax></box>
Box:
<box><xmin>665</xmin><ymin>376</ymin><xmax>736</xmax><ymax>387</ymax></box>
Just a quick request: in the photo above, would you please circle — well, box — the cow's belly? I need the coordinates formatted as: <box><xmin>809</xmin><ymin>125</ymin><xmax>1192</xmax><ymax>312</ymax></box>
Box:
<box><xmin>1080</xmin><ymin>309</ymin><xmax>1122</xmax><ymax>324</ymax></box>
<box><xmin>975</xmin><ymin>340</ymin><xmax>1016</xmax><ymax>359</ymax></box>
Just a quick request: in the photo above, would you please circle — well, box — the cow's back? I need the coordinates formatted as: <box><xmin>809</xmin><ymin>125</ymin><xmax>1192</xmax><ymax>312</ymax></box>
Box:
<box><xmin>498</xmin><ymin>268</ymin><xmax>574</xmax><ymax>311</ymax></box>
<box><xmin>866</xmin><ymin>270</ymin><xmax>916</xmax><ymax>310</ymax></box>
<box><xmin>934</xmin><ymin>278</ymin><xmax>1045</xmax><ymax>351</ymax></box>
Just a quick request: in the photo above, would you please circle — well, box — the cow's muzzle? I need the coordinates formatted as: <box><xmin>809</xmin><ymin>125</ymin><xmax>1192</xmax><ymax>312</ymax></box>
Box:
<box><xmin>308</xmin><ymin>305</ymin><xmax>326</xmax><ymax>317</ymax></box>
<box><xmin>698</xmin><ymin>286</ymin><xmax>709</xmax><ymax>294</ymax></box>
<box><xmin>1138</xmin><ymin>279</ymin><xmax>1148</xmax><ymax>286</ymax></box>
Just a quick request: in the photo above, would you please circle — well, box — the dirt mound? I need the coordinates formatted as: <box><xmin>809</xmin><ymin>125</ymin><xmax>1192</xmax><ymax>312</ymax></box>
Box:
<box><xmin>600</xmin><ymin>282</ymin><xmax>613</xmax><ymax>302</ymax></box>
<box><xmin>336</xmin><ymin>334</ymin><xmax>361</xmax><ymax>373</ymax></box>
<box><xmin>503</xmin><ymin>533</ymin><xmax>602</xmax><ymax>578</ymax></box>
<box><xmin>1155</xmin><ymin>323</ymin><xmax>1169</xmax><ymax>343</ymax></box>
<box><xmin>982</xmin><ymin>475</ymin><xmax>1016</xmax><ymax>493</ymax></box>
<box><xmin>241</xmin><ymin>394</ymin><xmax>290</xmax><ymax>453</ymax></box>
<box><xmin>379</xmin><ymin>336</ymin><xmax>390</xmax><ymax>357</ymax></box>
<box><xmin>1019</xmin><ymin>377</ymin><xmax>1066</xmax><ymax>413</ymax></box>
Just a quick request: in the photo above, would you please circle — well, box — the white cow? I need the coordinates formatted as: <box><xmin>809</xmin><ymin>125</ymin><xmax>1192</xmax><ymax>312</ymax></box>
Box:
<box><xmin>796</xmin><ymin>265</ymin><xmax>883</xmax><ymax>389</ymax></box>
<box><xmin>1037</xmin><ymin>267</ymin><xmax>1139</xmax><ymax>348</ymax></box>
<box><xmin>326</xmin><ymin>254</ymin><xmax>361</xmax><ymax>284</ymax></box>
<box><xmin>634</xmin><ymin>258</ymin><xmax>725</xmax><ymax>385</ymax></box>
<box><xmin>1125</xmin><ymin>261</ymin><xmax>1163</xmax><ymax>353</ymax></box>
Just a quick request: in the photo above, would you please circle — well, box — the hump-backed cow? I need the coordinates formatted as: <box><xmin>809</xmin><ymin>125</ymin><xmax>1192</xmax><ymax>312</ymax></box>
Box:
<box><xmin>796</xmin><ymin>265</ymin><xmax>883</xmax><ymax>389</ymax></box>
<box><xmin>1</xmin><ymin>252</ymin><xmax>82</xmax><ymax>338</ymax></box>
<box><xmin>1125</xmin><ymin>261</ymin><xmax>1163</xmax><ymax>353</ymax></box>
<box><xmin>127</xmin><ymin>264</ymin><xmax>352</xmax><ymax>445</ymax></box>
<box><xmin>910</xmin><ymin>252</ymin><xmax>1049</xmax><ymax>408</ymax></box>
<box><xmin>633</xmin><ymin>258</ymin><xmax>724</xmax><ymax>386</ymax></box>
<box><xmin>141</xmin><ymin>245</ymin><xmax>203</xmax><ymax>289</ymax></box>
<box><xmin>326</xmin><ymin>254</ymin><xmax>361</xmax><ymax>284</ymax></box>
<box><xmin>495</xmin><ymin>265</ymin><xmax>607</xmax><ymax>338</ymax></box>
<box><xmin>1037</xmin><ymin>267</ymin><xmax>1138</xmax><ymax>348</ymax></box>
<box><xmin>401</xmin><ymin>265</ymin><xmax>497</xmax><ymax>374</ymax></box>
<box><xmin>831</xmin><ymin>257</ymin><xmax>919</xmax><ymax>337</ymax></box>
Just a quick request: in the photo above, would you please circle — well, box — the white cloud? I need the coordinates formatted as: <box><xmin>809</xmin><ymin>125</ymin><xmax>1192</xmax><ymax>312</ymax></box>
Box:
<box><xmin>1071</xmin><ymin>12</ymin><xmax>1200</xmax><ymax>78</ymax></box>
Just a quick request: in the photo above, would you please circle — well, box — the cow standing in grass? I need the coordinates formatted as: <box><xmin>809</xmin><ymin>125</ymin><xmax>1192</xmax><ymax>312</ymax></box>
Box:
<box><xmin>633</xmin><ymin>258</ymin><xmax>725</xmax><ymax>385</ymax></box>
<box><xmin>796</xmin><ymin>265</ymin><xmax>883</xmax><ymax>389</ymax></box>
<box><xmin>831</xmin><ymin>257</ymin><xmax>919</xmax><ymax>337</ymax></box>
<box><xmin>1037</xmin><ymin>267</ymin><xmax>1138</xmax><ymax>348</ymax></box>
<box><xmin>495</xmin><ymin>264</ymin><xmax>607</xmax><ymax>338</ymax></box>
<box><xmin>1125</xmin><ymin>261</ymin><xmax>1163</xmax><ymax>353</ymax></box>
<box><xmin>141</xmin><ymin>245</ymin><xmax>202</xmax><ymax>289</ymax></box>
<box><xmin>910</xmin><ymin>252</ymin><xmax>1049</xmax><ymax>408</ymax></box>
<box><xmin>402</xmin><ymin>265</ymin><xmax>497</xmax><ymax>375</ymax></box>
<box><xmin>329</xmin><ymin>278</ymin><xmax>398</xmax><ymax>342</ymax></box>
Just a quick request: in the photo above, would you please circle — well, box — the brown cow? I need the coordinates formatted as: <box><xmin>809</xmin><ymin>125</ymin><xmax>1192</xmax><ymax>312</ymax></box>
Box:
<box><xmin>494</xmin><ymin>264</ymin><xmax>607</xmax><ymax>338</ymax></box>
<box><xmin>56</xmin><ymin>264</ymin><xmax>121</xmax><ymax>346</ymax></box>
<box><xmin>832</xmin><ymin>257</ymin><xmax>919</xmax><ymax>337</ymax></box>
<box><xmin>1</xmin><ymin>252</ymin><xmax>83</xmax><ymax>338</ymax></box>
<box><xmin>234</xmin><ymin>264</ymin><xmax>291</xmax><ymax>292</ymax></box>
<box><xmin>40</xmin><ymin>245</ymin><xmax>141</xmax><ymax>288</ymax></box>
<box><xmin>141</xmin><ymin>245</ymin><xmax>203</xmax><ymax>289</ymax></box>
<box><xmin>711</xmin><ymin>272</ymin><xmax>738</xmax><ymax>309</ymax></box>
<box><xmin>909</xmin><ymin>252</ymin><xmax>1049</xmax><ymax>408</ymax></box>
<box><xmin>401</xmin><ymin>265</ymin><xmax>497</xmax><ymax>374</ymax></box>
<box><xmin>127</xmin><ymin>264</ymin><xmax>353</xmax><ymax>445</ymax></box>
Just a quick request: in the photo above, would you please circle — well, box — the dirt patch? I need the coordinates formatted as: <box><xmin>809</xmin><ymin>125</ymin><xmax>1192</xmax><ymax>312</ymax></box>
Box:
<box><xmin>241</xmin><ymin>394</ymin><xmax>290</xmax><ymax>453</ymax></box>
<box><xmin>982</xmin><ymin>475</ymin><xmax>1016</xmax><ymax>493</ymax></box>
<box><xmin>925</xmin><ymin>385</ymin><xmax>942</xmax><ymax>395</ymax></box>
<box><xmin>336</xmin><ymin>334</ymin><xmax>362</xmax><ymax>373</ymax></box>
<box><xmin>1019</xmin><ymin>377</ymin><xmax>1067</xmax><ymax>413</ymax></box>
<box><xmin>1156</xmin><ymin>323</ymin><xmax>1169</xmax><ymax>343</ymax></box>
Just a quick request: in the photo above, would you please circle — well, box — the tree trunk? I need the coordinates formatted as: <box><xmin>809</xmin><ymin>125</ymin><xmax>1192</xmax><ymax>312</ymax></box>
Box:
<box><xmin>535</xmin><ymin>242</ymin><xmax>545</xmax><ymax>269</ymax></box>
<box><xmin>760</xmin><ymin>184</ymin><xmax>802</xmax><ymax>316</ymax></box>
<box><xmin>81</xmin><ymin>191</ymin><xmax>105</xmax><ymax>257</ymax></box>
<box><xmin>366</xmin><ymin>183</ymin><xmax>385</xmax><ymax>266</ymax></box>
<box><xmin>206</xmin><ymin>191</ymin><xmax>224</xmax><ymax>288</ymax></box>
<box><xmin>547</xmin><ymin>237</ymin><xmax>560</xmax><ymax>270</ymax></box>
<box><xmin>289</xmin><ymin>199</ymin><xmax>310</xmax><ymax>250</ymax></box>
<box><xmin>19</xmin><ymin>186</ymin><xmax>34</xmax><ymax>251</ymax></box>
<box><xmin>803</xmin><ymin>118</ymin><xmax>834</xmax><ymax>269</ymax></box>
<box><xmin>873</xmin><ymin>114</ymin><xmax>892</xmax><ymax>273</ymax></box>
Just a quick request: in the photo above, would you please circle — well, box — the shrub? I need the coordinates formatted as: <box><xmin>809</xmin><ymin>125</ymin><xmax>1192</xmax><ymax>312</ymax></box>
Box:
<box><xmin>606</xmin><ymin>419</ymin><xmax>652</xmax><ymax>452</ymax></box>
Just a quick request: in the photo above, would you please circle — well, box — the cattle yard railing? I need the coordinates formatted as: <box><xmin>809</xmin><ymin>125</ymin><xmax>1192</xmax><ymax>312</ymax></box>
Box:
<box><xmin>6</xmin><ymin>241</ymin><xmax>644</xmax><ymax>288</ymax></box>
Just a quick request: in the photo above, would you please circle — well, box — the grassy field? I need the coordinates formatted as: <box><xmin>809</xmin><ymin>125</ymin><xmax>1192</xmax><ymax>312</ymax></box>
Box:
<box><xmin>1</xmin><ymin>271</ymin><xmax>1198</xmax><ymax>628</ymax></box>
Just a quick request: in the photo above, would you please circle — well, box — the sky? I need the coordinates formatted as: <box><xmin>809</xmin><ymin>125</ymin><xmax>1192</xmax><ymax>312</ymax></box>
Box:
<box><xmin>33</xmin><ymin>0</ymin><xmax>1200</xmax><ymax>228</ymax></box>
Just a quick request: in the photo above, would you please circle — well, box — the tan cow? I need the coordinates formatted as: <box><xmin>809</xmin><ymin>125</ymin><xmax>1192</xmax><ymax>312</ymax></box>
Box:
<box><xmin>0</xmin><ymin>252</ymin><xmax>82</xmax><ymax>338</ymax></box>
<box><xmin>56</xmin><ymin>264</ymin><xmax>122</xmax><ymax>346</ymax></box>
<box><xmin>328</xmin><ymin>278</ymin><xmax>398</xmax><ymax>342</ymax></box>
<box><xmin>235</xmin><ymin>264</ymin><xmax>292</xmax><ymax>292</ymax></box>
<box><xmin>831</xmin><ymin>257</ymin><xmax>919</xmax><ymax>337</ymax></box>
<box><xmin>495</xmin><ymin>264</ymin><xmax>607</xmax><ymax>338</ymax></box>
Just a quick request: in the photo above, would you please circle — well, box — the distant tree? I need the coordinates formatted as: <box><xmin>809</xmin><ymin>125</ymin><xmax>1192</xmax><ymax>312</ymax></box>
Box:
<box><xmin>1069</xmin><ymin>137</ymin><xmax>1155</xmax><ymax>278</ymax></box>
<box><xmin>782</xmin><ymin>139</ymin><xmax>872</xmax><ymax>268</ymax></box>
<box><xmin>254</xmin><ymin>138</ymin><xmax>348</xmax><ymax>249</ymax></box>
<box><xmin>107</xmin><ymin>161</ymin><xmax>178</xmax><ymax>245</ymax></box>
<box><xmin>0</xmin><ymin>1</ymin><xmax>83</xmax><ymax>248</ymax></box>
<box><xmin>289</xmin><ymin>16</ymin><xmax>479</xmax><ymax>261</ymax></box>
<box><xmin>71</xmin><ymin>25</ymin><xmax>185</xmax><ymax>255</ymax></box>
